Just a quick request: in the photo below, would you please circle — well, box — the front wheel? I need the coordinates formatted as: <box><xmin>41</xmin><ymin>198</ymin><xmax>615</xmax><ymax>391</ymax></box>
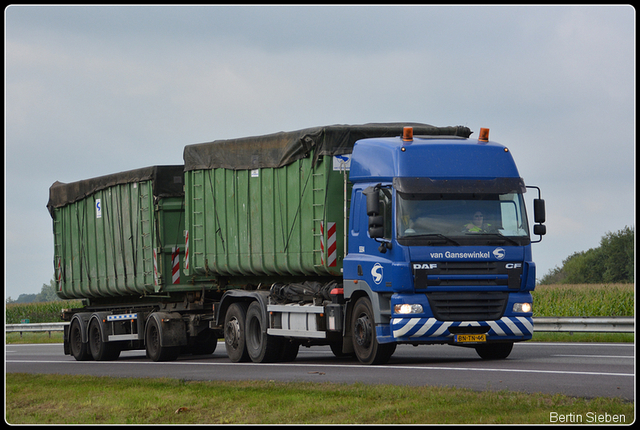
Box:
<box><xmin>475</xmin><ymin>342</ymin><xmax>513</xmax><ymax>360</ymax></box>
<box><xmin>351</xmin><ymin>297</ymin><xmax>396</xmax><ymax>365</ymax></box>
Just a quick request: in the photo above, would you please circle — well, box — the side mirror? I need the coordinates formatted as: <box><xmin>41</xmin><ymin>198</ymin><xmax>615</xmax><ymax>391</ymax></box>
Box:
<box><xmin>533</xmin><ymin>224</ymin><xmax>546</xmax><ymax>236</ymax></box>
<box><xmin>527</xmin><ymin>186</ymin><xmax>546</xmax><ymax>243</ymax></box>
<box><xmin>533</xmin><ymin>199</ymin><xmax>546</xmax><ymax>224</ymax></box>
<box><xmin>369</xmin><ymin>216</ymin><xmax>384</xmax><ymax>239</ymax></box>
<box><xmin>366</xmin><ymin>188</ymin><xmax>380</xmax><ymax>216</ymax></box>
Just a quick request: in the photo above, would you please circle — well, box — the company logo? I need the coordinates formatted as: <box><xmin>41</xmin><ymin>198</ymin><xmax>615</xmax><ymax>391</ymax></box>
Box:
<box><xmin>413</xmin><ymin>263</ymin><xmax>438</xmax><ymax>270</ymax></box>
<box><xmin>371</xmin><ymin>263</ymin><xmax>383</xmax><ymax>284</ymax></box>
<box><xmin>493</xmin><ymin>248</ymin><xmax>506</xmax><ymax>260</ymax></box>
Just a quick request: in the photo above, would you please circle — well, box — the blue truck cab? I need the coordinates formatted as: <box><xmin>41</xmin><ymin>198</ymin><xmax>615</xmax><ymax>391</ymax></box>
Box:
<box><xmin>343</xmin><ymin>127</ymin><xmax>546</xmax><ymax>362</ymax></box>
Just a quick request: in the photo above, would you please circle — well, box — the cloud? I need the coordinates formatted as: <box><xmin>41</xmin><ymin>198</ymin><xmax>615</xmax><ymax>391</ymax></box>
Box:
<box><xmin>4</xmin><ymin>5</ymin><xmax>635</xmax><ymax>299</ymax></box>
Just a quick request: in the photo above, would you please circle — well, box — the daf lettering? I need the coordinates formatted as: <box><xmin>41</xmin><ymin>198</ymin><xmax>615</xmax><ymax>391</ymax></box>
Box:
<box><xmin>413</xmin><ymin>263</ymin><xmax>438</xmax><ymax>270</ymax></box>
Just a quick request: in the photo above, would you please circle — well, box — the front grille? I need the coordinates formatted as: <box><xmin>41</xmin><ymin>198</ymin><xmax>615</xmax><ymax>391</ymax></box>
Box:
<box><xmin>426</xmin><ymin>291</ymin><xmax>508</xmax><ymax>321</ymax></box>
<box><xmin>413</xmin><ymin>261</ymin><xmax>522</xmax><ymax>289</ymax></box>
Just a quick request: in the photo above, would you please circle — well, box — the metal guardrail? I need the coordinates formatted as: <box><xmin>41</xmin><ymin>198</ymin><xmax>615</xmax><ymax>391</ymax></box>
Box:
<box><xmin>6</xmin><ymin>322</ymin><xmax>68</xmax><ymax>337</ymax></box>
<box><xmin>5</xmin><ymin>318</ymin><xmax>635</xmax><ymax>337</ymax></box>
<box><xmin>532</xmin><ymin>317</ymin><xmax>635</xmax><ymax>333</ymax></box>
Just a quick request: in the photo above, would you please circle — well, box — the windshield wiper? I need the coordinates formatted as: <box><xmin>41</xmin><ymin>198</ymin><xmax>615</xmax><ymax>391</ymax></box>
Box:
<box><xmin>403</xmin><ymin>233</ymin><xmax>461</xmax><ymax>246</ymax></box>
<box><xmin>465</xmin><ymin>232</ymin><xmax>520</xmax><ymax>246</ymax></box>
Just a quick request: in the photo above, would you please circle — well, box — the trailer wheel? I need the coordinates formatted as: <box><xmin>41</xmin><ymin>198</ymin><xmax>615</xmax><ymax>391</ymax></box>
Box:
<box><xmin>88</xmin><ymin>319</ymin><xmax>121</xmax><ymax>361</ymax></box>
<box><xmin>351</xmin><ymin>297</ymin><xmax>396</xmax><ymax>365</ymax></box>
<box><xmin>69</xmin><ymin>319</ymin><xmax>92</xmax><ymax>361</ymax></box>
<box><xmin>475</xmin><ymin>342</ymin><xmax>513</xmax><ymax>360</ymax></box>
<box><xmin>145</xmin><ymin>317</ymin><xmax>180</xmax><ymax>362</ymax></box>
<box><xmin>245</xmin><ymin>301</ymin><xmax>283</xmax><ymax>363</ymax></box>
<box><xmin>224</xmin><ymin>303</ymin><xmax>250</xmax><ymax>362</ymax></box>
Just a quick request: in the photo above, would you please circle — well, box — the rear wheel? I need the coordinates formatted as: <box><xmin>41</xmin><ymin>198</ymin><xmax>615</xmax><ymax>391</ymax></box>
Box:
<box><xmin>88</xmin><ymin>319</ymin><xmax>121</xmax><ymax>361</ymax></box>
<box><xmin>351</xmin><ymin>297</ymin><xmax>396</xmax><ymax>365</ymax></box>
<box><xmin>224</xmin><ymin>303</ymin><xmax>250</xmax><ymax>362</ymax></box>
<box><xmin>145</xmin><ymin>317</ymin><xmax>180</xmax><ymax>362</ymax></box>
<box><xmin>245</xmin><ymin>301</ymin><xmax>284</xmax><ymax>363</ymax></box>
<box><xmin>69</xmin><ymin>319</ymin><xmax>91</xmax><ymax>361</ymax></box>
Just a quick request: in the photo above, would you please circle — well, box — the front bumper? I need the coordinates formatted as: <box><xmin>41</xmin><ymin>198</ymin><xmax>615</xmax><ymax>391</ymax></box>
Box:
<box><xmin>389</xmin><ymin>316</ymin><xmax>534</xmax><ymax>343</ymax></box>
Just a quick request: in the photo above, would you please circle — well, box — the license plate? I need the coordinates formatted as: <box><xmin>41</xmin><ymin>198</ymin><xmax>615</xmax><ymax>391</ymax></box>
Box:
<box><xmin>455</xmin><ymin>334</ymin><xmax>486</xmax><ymax>343</ymax></box>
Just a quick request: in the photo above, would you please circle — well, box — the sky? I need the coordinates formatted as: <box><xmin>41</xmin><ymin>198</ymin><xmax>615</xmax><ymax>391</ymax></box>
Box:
<box><xmin>4</xmin><ymin>5</ymin><xmax>635</xmax><ymax>301</ymax></box>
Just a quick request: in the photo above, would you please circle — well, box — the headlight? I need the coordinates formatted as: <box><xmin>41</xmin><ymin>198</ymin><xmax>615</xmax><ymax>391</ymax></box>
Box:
<box><xmin>513</xmin><ymin>303</ymin><xmax>532</xmax><ymax>313</ymax></box>
<box><xmin>394</xmin><ymin>304</ymin><xmax>423</xmax><ymax>314</ymax></box>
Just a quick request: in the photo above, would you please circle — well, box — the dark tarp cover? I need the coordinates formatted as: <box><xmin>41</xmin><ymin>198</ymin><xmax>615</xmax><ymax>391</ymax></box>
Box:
<box><xmin>47</xmin><ymin>165</ymin><xmax>184</xmax><ymax>217</ymax></box>
<box><xmin>183</xmin><ymin>123</ymin><xmax>473</xmax><ymax>171</ymax></box>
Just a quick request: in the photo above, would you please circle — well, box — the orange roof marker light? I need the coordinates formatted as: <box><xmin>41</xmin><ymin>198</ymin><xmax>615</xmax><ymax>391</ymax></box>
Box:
<box><xmin>402</xmin><ymin>126</ymin><xmax>414</xmax><ymax>142</ymax></box>
<box><xmin>478</xmin><ymin>128</ymin><xmax>490</xmax><ymax>142</ymax></box>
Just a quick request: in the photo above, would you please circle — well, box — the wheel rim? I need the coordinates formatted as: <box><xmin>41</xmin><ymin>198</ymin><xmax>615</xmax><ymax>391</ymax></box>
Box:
<box><xmin>148</xmin><ymin>324</ymin><xmax>160</xmax><ymax>352</ymax></box>
<box><xmin>225</xmin><ymin>317</ymin><xmax>241</xmax><ymax>349</ymax></box>
<box><xmin>354</xmin><ymin>314</ymin><xmax>372</xmax><ymax>348</ymax></box>
<box><xmin>89</xmin><ymin>323</ymin><xmax>100</xmax><ymax>351</ymax></box>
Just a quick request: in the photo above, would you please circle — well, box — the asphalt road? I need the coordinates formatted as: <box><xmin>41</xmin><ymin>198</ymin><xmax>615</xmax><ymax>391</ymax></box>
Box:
<box><xmin>6</xmin><ymin>342</ymin><xmax>634</xmax><ymax>401</ymax></box>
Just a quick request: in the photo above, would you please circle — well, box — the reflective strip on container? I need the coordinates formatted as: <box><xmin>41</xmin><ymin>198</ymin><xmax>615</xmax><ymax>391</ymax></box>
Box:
<box><xmin>320</xmin><ymin>222</ymin><xmax>337</xmax><ymax>267</ymax></box>
<box><xmin>171</xmin><ymin>247</ymin><xmax>180</xmax><ymax>284</ymax></box>
<box><xmin>184</xmin><ymin>230</ymin><xmax>189</xmax><ymax>271</ymax></box>
<box><xmin>153</xmin><ymin>249</ymin><xmax>159</xmax><ymax>286</ymax></box>
<box><xmin>56</xmin><ymin>257</ymin><xmax>63</xmax><ymax>291</ymax></box>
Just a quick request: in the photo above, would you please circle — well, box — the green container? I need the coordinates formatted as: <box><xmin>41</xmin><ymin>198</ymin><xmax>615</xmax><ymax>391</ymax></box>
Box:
<box><xmin>184</xmin><ymin>153</ymin><xmax>348</xmax><ymax>280</ymax></box>
<box><xmin>182</xmin><ymin>123</ymin><xmax>470</xmax><ymax>282</ymax></box>
<box><xmin>48</xmin><ymin>166</ymin><xmax>186</xmax><ymax>300</ymax></box>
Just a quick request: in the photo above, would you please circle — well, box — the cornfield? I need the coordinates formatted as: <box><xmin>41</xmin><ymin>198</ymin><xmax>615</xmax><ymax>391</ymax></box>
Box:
<box><xmin>532</xmin><ymin>283</ymin><xmax>634</xmax><ymax>317</ymax></box>
<box><xmin>6</xmin><ymin>300</ymin><xmax>82</xmax><ymax>324</ymax></box>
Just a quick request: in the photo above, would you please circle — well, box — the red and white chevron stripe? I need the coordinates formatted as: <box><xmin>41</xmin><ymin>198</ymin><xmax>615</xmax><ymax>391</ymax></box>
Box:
<box><xmin>171</xmin><ymin>247</ymin><xmax>180</xmax><ymax>284</ymax></box>
<box><xmin>153</xmin><ymin>249</ymin><xmax>159</xmax><ymax>286</ymax></box>
<box><xmin>57</xmin><ymin>257</ymin><xmax>62</xmax><ymax>291</ymax></box>
<box><xmin>320</xmin><ymin>221</ymin><xmax>337</xmax><ymax>267</ymax></box>
<box><xmin>184</xmin><ymin>230</ymin><xmax>189</xmax><ymax>271</ymax></box>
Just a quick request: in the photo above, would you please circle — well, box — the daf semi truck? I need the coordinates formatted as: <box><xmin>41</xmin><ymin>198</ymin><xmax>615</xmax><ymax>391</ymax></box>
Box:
<box><xmin>49</xmin><ymin>123</ymin><xmax>545</xmax><ymax>365</ymax></box>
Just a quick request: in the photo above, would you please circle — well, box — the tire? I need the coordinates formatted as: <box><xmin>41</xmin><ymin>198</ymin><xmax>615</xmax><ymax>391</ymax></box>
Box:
<box><xmin>69</xmin><ymin>319</ymin><xmax>92</xmax><ymax>361</ymax></box>
<box><xmin>351</xmin><ymin>297</ymin><xmax>396</xmax><ymax>365</ymax></box>
<box><xmin>224</xmin><ymin>303</ymin><xmax>250</xmax><ymax>362</ymax></box>
<box><xmin>245</xmin><ymin>301</ymin><xmax>284</xmax><ymax>363</ymax></box>
<box><xmin>280</xmin><ymin>340</ymin><xmax>300</xmax><ymax>362</ymax></box>
<box><xmin>475</xmin><ymin>342</ymin><xmax>514</xmax><ymax>360</ymax></box>
<box><xmin>88</xmin><ymin>319</ymin><xmax>120</xmax><ymax>361</ymax></box>
<box><xmin>329</xmin><ymin>341</ymin><xmax>354</xmax><ymax>358</ymax></box>
<box><xmin>188</xmin><ymin>328</ymin><xmax>218</xmax><ymax>355</ymax></box>
<box><xmin>145</xmin><ymin>316</ymin><xmax>180</xmax><ymax>362</ymax></box>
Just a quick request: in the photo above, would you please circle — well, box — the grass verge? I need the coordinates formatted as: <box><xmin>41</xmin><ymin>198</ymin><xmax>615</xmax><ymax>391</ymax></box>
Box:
<box><xmin>5</xmin><ymin>373</ymin><xmax>634</xmax><ymax>424</ymax></box>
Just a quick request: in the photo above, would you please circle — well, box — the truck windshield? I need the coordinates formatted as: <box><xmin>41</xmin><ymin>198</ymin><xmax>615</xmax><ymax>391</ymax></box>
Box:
<box><xmin>397</xmin><ymin>191</ymin><xmax>530</xmax><ymax>245</ymax></box>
